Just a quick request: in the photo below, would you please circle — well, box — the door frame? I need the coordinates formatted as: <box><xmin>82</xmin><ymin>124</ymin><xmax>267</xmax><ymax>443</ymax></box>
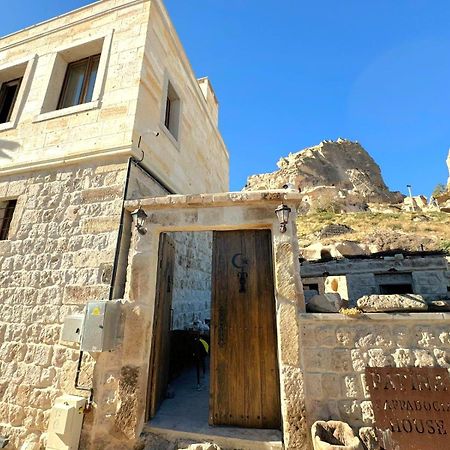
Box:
<box><xmin>122</xmin><ymin>192</ymin><xmax>306</xmax><ymax>447</ymax></box>
<box><xmin>145</xmin><ymin>233</ymin><xmax>175</xmax><ymax>421</ymax></box>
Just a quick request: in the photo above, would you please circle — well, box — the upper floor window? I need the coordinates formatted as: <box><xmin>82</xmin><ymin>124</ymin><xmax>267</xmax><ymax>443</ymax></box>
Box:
<box><xmin>0</xmin><ymin>78</ymin><xmax>23</xmax><ymax>124</ymax></box>
<box><xmin>0</xmin><ymin>56</ymin><xmax>34</xmax><ymax>130</ymax></box>
<box><xmin>0</xmin><ymin>199</ymin><xmax>17</xmax><ymax>240</ymax></box>
<box><xmin>163</xmin><ymin>81</ymin><xmax>181</xmax><ymax>141</ymax></box>
<box><xmin>36</xmin><ymin>32</ymin><xmax>114</xmax><ymax>121</ymax></box>
<box><xmin>57</xmin><ymin>54</ymin><xmax>100</xmax><ymax>110</ymax></box>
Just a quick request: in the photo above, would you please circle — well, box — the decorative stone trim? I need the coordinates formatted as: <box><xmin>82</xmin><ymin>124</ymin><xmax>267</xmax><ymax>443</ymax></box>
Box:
<box><xmin>125</xmin><ymin>190</ymin><xmax>303</xmax><ymax>210</ymax></box>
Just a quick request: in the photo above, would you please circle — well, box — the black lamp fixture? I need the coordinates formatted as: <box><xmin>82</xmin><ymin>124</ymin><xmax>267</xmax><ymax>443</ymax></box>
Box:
<box><xmin>130</xmin><ymin>207</ymin><xmax>148</xmax><ymax>235</ymax></box>
<box><xmin>275</xmin><ymin>203</ymin><xmax>291</xmax><ymax>233</ymax></box>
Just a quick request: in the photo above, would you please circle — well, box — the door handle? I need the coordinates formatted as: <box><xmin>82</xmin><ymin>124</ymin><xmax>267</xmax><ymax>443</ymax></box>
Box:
<box><xmin>238</xmin><ymin>271</ymin><xmax>248</xmax><ymax>293</ymax></box>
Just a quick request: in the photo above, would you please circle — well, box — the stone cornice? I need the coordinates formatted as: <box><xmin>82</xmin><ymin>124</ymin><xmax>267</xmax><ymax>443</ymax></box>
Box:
<box><xmin>0</xmin><ymin>0</ymin><xmax>149</xmax><ymax>51</ymax></box>
<box><xmin>0</xmin><ymin>146</ymin><xmax>132</xmax><ymax>177</ymax></box>
<box><xmin>125</xmin><ymin>190</ymin><xmax>302</xmax><ymax>210</ymax></box>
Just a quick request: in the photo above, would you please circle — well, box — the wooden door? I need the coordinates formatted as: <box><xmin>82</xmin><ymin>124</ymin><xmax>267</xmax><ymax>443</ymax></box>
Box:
<box><xmin>147</xmin><ymin>233</ymin><xmax>175</xmax><ymax>420</ymax></box>
<box><xmin>210</xmin><ymin>230</ymin><xmax>281</xmax><ymax>429</ymax></box>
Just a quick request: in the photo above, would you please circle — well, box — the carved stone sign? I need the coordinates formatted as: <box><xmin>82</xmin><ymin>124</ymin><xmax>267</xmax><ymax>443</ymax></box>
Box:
<box><xmin>366</xmin><ymin>367</ymin><xmax>450</xmax><ymax>450</ymax></box>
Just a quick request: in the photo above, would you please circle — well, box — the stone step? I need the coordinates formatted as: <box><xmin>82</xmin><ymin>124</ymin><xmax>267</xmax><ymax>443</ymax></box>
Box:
<box><xmin>142</xmin><ymin>424</ymin><xmax>284</xmax><ymax>450</ymax></box>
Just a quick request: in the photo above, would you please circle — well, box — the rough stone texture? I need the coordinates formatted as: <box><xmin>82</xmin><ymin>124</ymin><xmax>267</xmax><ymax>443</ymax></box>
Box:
<box><xmin>301</xmin><ymin>255</ymin><xmax>449</xmax><ymax>306</ymax></box>
<box><xmin>280</xmin><ymin>365</ymin><xmax>308</xmax><ymax>450</ymax></box>
<box><xmin>114</xmin><ymin>366</ymin><xmax>140</xmax><ymax>440</ymax></box>
<box><xmin>302</xmin><ymin>242</ymin><xmax>369</xmax><ymax>261</ymax></box>
<box><xmin>306</xmin><ymin>293</ymin><xmax>347</xmax><ymax>313</ymax></box>
<box><xmin>125</xmin><ymin>198</ymin><xmax>307</xmax><ymax>450</ymax></box>
<box><xmin>0</xmin><ymin>0</ymin><xmax>229</xmax><ymax>196</ymax></box>
<box><xmin>169</xmin><ymin>232</ymin><xmax>212</xmax><ymax>330</ymax></box>
<box><xmin>0</xmin><ymin>161</ymin><xmax>127</xmax><ymax>449</ymax></box>
<box><xmin>334</xmin><ymin>242</ymin><xmax>369</xmax><ymax>258</ymax></box>
<box><xmin>138</xmin><ymin>433</ymin><xmax>224</xmax><ymax>450</ymax></box>
<box><xmin>178</xmin><ymin>444</ymin><xmax>220</xmax><ymax>450</ymax></box>
<box><xmin>357</xmin><ymin>294</ymin><xmax>428</xmax><ymax>312</ymax></box>
<box><xmin>0</xmin><ymin>0</ymin><xmax>233</xmax><ymax>446</ymax></box>
<box><xmin>0</xmin><ymin>161</ymin><xmax>172</xmax><ymax>450</ymax></box>
<box><xmin>358</xmin><ymin>427</ymin><xmax>379</xmax><ymax>450</ymax></box>
<box><xmin>311</xmin><ymin>420</ymin><xmax>363</xmax><ymax>450</ymax></box>
<box><xmin>318</xmin><ymin>224</ymin><xmax>354</xmax><ymax>239</ymax></box>
<box><xmin>245</xmin><ymin>139</ymin><xmax>403</xmax><ymax>211</ymax></box>
<box><xmin>300</xmin><ymin>313</ymin><xmax>450</xmax><ymax>433</ymax></box>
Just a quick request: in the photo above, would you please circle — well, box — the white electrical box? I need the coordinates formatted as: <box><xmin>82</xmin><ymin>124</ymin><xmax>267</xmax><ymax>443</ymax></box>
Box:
<box><xmin>61</xmin><ymin>314</ymin><xmax>84</xmax><ymax>343</ymax></box>
<box><xmin>47</xmin><ymin>395</ymin><xmax>86</xmax><ymax>450</ymax></box>
<box><xmin>80</xmin><ymin>301</ymin><xmax>121</xmax><ymax>352</ymax></box>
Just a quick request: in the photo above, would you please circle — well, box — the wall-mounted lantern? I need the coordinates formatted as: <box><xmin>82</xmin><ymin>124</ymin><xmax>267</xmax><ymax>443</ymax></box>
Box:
<box><xmin>275</xmin><ymin>203</ymin><xmax>291</xmax><ymax>233</ymax></box>
<box><xmin>130</xmin><ymin>207</ymin><xmax>148</xmax><ymax>235</ymax></box>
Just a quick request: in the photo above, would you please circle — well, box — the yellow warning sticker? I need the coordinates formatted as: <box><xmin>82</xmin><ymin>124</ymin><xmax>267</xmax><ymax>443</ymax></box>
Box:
<box><xmin>92</xmin><ymin>307</ymin><xmax>101</xmax><ymax>316</ymax></box>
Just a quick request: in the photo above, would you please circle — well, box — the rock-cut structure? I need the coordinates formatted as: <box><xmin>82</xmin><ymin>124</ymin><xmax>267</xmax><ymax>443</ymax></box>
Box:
<box><xmin>245</xmin><ymin>138</ymin><xmax>403</xmax><ymax>205</ymax></box>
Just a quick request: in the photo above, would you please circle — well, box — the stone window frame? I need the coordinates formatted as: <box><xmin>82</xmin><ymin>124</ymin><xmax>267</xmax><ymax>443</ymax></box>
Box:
<box><xmin>34</xmin><ymin>30</ymin><xmax>114</xmax><ymax>123</ymax></box>
<box><xmin>159</xmin><ymin>72</ymin><xmax>183</xmax><ymax>150</ymax></box>
<box><xmin>0</xmin><ymin>55</ymin><xmax>37</xmax><ymax>132</ymax></box>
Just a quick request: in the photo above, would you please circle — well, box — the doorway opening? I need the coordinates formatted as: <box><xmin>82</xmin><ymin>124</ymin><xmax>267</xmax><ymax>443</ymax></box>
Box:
<box><xmin>146</xmin><ymin>229</ymin><xmax>282</xmax><ymax>435</ymax></box>
<box><xmin>376</xmin><ymin>272</ymin><xmax>414</xmax><ymax>295</ymax></box>
<box><xmin>147</xmin><ymin>231</ymin><xmax>212</xmax><ymax>429</ymax></box>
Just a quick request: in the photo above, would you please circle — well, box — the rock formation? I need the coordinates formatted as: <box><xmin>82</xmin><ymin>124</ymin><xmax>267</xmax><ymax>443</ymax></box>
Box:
<box><xmin>357</xmin><ymin>294</ymin><xmax>428</xmax><ymax>313</ymax></box>
<box><xmin>245</xmin><ymin>139</ymin><xmax>403</xmax><ymax>212</ymax></box>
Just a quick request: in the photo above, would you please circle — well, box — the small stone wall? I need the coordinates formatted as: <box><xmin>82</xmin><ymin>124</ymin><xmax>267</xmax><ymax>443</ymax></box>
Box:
<box><xmin>0</xmin><ymin>160</ymin><xmax>168</xmax><ymax>449</ymax></box>
<box><xmin>301</xmin><ymin>255</ymin><xmax>449</xmax><ymax>305</ymax></box>
<box><xmin>0</xmin><ymin>161</ymin><xmax>128</xmax><ymax>449</ymax></box>
<box><xmin>123</xmin><ymin>191</ymin><xmax>307</xmax><ymax>450</ymax></box>
<box><xmin>299</xmin><ymin>312</ymin><xmax>450</xmax><ymax>433</ymax></box>
<box><xmin>169</xmin><ymin>231</ymin><xmax>212</xmax><ymax>330</ymax></box>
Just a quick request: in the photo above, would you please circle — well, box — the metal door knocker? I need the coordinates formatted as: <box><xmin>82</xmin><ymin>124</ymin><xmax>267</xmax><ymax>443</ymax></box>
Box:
<box><xmin>232</xmin><ymin>253</ymin><xmax>249</xmax><ymax>293</ymax></box>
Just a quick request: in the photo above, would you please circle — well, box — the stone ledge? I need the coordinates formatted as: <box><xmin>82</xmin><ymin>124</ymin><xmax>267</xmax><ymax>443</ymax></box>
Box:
<box><xmin>125</xmin><ymin>190</ymin><xmax>302</xmax><ymax>211</ymax></box>
<box><xmin>299</xmin><ymin>312</ymin><xmax>450</xmax><ymax>321</ymax></box>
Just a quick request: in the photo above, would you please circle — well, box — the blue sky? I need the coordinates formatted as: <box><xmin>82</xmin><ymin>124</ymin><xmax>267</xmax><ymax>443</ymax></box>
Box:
<box><xmin>2</xmin><ymin>1</ymin><xmax>449</xmax><ymax>195</ymax></box>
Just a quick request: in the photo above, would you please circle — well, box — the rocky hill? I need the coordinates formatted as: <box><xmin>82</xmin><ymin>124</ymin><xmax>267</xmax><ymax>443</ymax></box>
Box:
<box><xmin>298</xmin><ymin>211</ymin><xmax>450</xmax><ymax>260</ymax></box>
<box><xmin>245</xmin><ymin>140</ymin><xmax>450</xmax><ymax>259</ymax></box>
<box><xmin>245</xmin><ymin>139</ymin><xmax>403</xmax><ymax>213</ymax></box>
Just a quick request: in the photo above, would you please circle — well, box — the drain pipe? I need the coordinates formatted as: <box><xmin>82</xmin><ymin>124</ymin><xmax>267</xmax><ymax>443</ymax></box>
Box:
<box><xmin>108</xmin><ymin>149</ymin><xmax>175</xmax><ymax>300</ymax></box>
<box><xmin>74</xmin><ymin>350</ymin><xmax>94</xmax><ymax>408</ymax></box>
<box><xmin>73</xmin><ymin>157</ymin><xmax>133</xmax><ymax>407</ymax></box>
<box><xmin>108</xmin><ymin>157</ymin><xmax>134</xmax><ymax>301</ymax></box>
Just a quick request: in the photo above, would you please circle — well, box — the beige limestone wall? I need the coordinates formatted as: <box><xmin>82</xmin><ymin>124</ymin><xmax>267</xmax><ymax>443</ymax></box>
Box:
<box><xmin>300</xmin><ymin>313</ymin><xmax>450</xmax><ymax>433</ymax></box>
<box><xmin>132</xmin><ymin>0</ymin><xmax>229</xmax><ymax>194</ymax></box>
<box><xmin>0</xmin><ymin>0</ymin><xmax>152</xmax><ymax>173</ymax></box>
<box><xmin>0</xmin><ymin>158</ymin><xmax>170</xmax><ymax>449</ymax></box>
<box><xmin>1</xmin><ymin>0</ymin><xmax>229</xmax><ymax>195</ymax></box>
<box><xmin>301</xmin><ymin>256</ymin><xmax>450</xmax><ymax>305</ymax></box>
<box><xmin>113</xmin><ymin>192</ymin><xmax>308</xmax><ymax>450</ymax></box>
<box><xmin>169</xmin><ymin>232</ymin><xmax>213</xmax><ymax>330</ymax></box>
<box><xmin>0</xmin><ymin>159</ymin><xmax>127</xmax><ymax>449</ymax></box>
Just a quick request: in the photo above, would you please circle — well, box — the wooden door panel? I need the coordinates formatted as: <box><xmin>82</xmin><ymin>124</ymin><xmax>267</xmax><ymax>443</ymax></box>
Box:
<box><xmin>210</xmin><ymin>230</ymin><xmax>281</xmax><ymax>429</ymax></box>
<box><xmin>147</xmin><ymin>233</ymin><xmax>175</xmax><ymax>420</ymax></box>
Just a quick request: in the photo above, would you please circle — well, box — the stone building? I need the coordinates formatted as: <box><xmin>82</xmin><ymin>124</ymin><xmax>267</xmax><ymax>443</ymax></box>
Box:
<box><xmin>2</xmin><ymin>2</ymin><xmax>450</xmax><ymax>450</ymax></box>
<box><xmin>0</xmin><ymin>0</ymin><xmax>228</xmax><ymax>448</ymax></box>
<box><xmin>301</xmin><ymin>252</ymin><xmax>450</xmax><ymax>306</ymax></box>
